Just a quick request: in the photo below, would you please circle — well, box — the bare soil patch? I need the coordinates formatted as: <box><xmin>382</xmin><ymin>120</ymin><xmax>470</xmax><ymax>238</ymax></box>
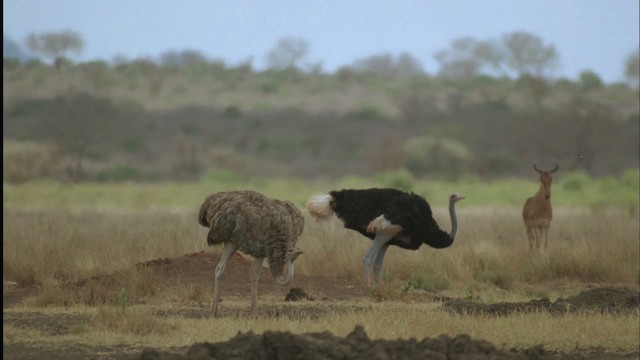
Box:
<box><xmin>443</xmin><ymin>286</ymin><xmax>640</xmax><ymax>316</ymax></box>
<box><xmin>3</xmin><ymin>251</ymin><xmax>639</xmax><ymax>360</ymax></box>
<box><xmin>138</xmin><ymin>325</ymin><xmax>639</xmax><ymax>360</ymax></box>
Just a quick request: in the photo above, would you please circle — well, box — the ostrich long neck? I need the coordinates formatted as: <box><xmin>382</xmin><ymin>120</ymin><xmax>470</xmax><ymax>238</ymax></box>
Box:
<box><xmin>274</xmin><ymin>261</ymin><xmax>294</xmax><ymax>286</ymax></box>
<box><xmin>448</xmin><ymin>199</ymin><xmax>458</xmax><ymax>240</ymax></box>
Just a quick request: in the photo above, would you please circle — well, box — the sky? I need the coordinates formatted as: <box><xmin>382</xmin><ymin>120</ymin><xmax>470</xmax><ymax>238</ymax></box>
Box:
<box><xmin>3</xmin><ymin>0</ymin><xmax>639</xmax><ymax>83</ymax></box>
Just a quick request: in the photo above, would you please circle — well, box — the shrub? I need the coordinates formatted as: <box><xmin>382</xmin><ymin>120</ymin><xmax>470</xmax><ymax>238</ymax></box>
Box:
<box><xmin>620</xmin><ymin>168</ymin><xmax>639</xmax><ymax>189</ymax></box>
<box><xmin>3</xmin><ymin>58</ymin><xmax>21</xmax><ymax>70</ymax></box>
<box><xmin>561</xmin><ymin>171</ymin><xmax>591</xmax><ymax>191</ymax></box>
<box><xmin>96</xmin><ymin>166</ymin><xmax>140</xmax><ymax>182</ymax></box>
<box><xmin>202</xmin><ymin>169</ymin><xmax>242</xmax><ymax>184</ymax></box>
<box><xmin>403</xmin><ymin>136</ymin><xmax>472</xmax><ymax>179</ymax></box>
<box><xmin>3</xmin><ymin>141</ymin><xmax>64</xmax><ymax>183</ymax></box>
<box><xmin>347</xmin><ymin>104</ymin><xmax>387</xmax><ymax>122</ymax></box>
<box><xmin>375</xmin><ymin>169</ymin><xmax>415</xmax><ymax>192</ymax></box>
<box><xmin>578</xmin><ymin>70</ymin><xmax>603</xmax><ymax>92</ymax></box>
<box><xmin>224</xmin><ymin>105</ymin><xmax>242</xmax><ymax>118</ymax></box>
<box><xmin>119</xmin><ymin>137</ymin><xmax>146</xmax><ymax>154</ymax></box>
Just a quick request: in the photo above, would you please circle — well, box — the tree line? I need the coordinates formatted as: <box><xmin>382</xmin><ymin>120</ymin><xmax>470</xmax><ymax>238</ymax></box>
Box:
<box><xmin>7</xmin><ymin>30</ymin><xmax>640</xmax><ymax>86</ymax></box>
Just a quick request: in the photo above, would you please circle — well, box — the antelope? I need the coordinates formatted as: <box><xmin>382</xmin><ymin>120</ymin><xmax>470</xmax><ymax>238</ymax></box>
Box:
<box><xmin>522</xmin><ymin>164</ymin><xmax>559</xmax><ymax>251</ymax></box>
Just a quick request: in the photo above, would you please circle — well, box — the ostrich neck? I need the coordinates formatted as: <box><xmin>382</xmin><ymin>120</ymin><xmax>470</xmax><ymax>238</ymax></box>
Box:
<box><xmin>274</xmin><ymin>261</ymin><xmax>294</xmax><ymax>286</ymax></box>
<box><xmin>449</xmin><ymin>200</ymin><xmax>458</xmax><ymax>240</ymax></box>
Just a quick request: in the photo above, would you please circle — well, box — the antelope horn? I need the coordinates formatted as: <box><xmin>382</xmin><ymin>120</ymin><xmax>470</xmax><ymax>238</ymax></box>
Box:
<box><xmin>533</xmin><ymin>164</ymin><xmax>543</xmax><ymax>174</ymax></box>
<box><xmin>549</xmin><ymin>163</ymin><xmax>559</xmax><ymax>174</ymax></box>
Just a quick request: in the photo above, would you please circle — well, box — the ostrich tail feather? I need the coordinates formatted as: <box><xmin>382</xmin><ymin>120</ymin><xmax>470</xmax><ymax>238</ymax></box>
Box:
<box><xmin>306</xmin><ymin>194</ymin><xmax>334</xmax><ymax>220</ymax></box>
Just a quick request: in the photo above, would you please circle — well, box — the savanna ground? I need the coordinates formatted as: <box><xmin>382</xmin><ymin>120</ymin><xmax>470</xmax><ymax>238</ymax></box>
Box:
<box><xmin>3</xmin><ymin>178</ymin><xmax>640</xmax><ymax>359</ymax></box>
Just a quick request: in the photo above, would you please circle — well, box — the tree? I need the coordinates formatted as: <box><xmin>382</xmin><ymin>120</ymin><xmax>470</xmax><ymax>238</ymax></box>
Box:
<box><xmin>352</xmin><ymin>52</ymin><xmax>424</xmax><ymax>79</ymax></box>
<box><xmin>159</xmin><ymin>49</ymin><xmax>208</xmax><ymax>68</ymax></box>
<box><xmin>4</xmin><ymin>33</ymin><xmax>32</xmax><ymax>62</ymax></box>
<box><xmin>434</xmin><ymin>37</ymin><xmax>502</xmax><ymax>79</ymax></box>
<box><xmin>578</xmin><ymin>70</ymin><xmax>603</xmax><ymax>92</ymax></box>
<box><xmin>265</xmin><ymin>37</ymin><xmax>309</xmax><ymax>70</ymax></box>
<box><xmin>501</xmin><ymin>31</ymin><xmax>558</xmax><ymax>77</ymax></box>
<box><xmin>25</xmin><ymin>30</ymin><xmax>84</xmax><ymax>69</ymax></box>
<box><xmin>434</xmin><ymin>37</ymin><xmax>480</xmax><ymax>79</ymax></box>
<box><xmin>499</xmin><ymin>31</ymin><xmax>559</xmax><ymax>111</ymax></box>
<box><xmin>624</xmin><ymin>49</ymin><xmax>639</xmax><ymax>88</ymax></box>
<box><xmin>352</xmin><ymin>52</ymin><xmax>395</xmax><ymax>77</ymax></box>
<box><xmin>396</xmin><ymin>52</ymin><xmax>425</xmax><ymax>78</ymax></box>
<box><xmin>24</xmin><ymin>93</ymin><xmax>121</xmax><ymax>181</ymax></box>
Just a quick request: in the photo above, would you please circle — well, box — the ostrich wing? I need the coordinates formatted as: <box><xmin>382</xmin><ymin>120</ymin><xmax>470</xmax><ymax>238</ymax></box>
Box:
<box><xmin>370</xmin><ymin>193</ymin><xmax>436</xmax><ymax>250</ymax></box>
<box><xmin>379</xmin><ymin>194</ymin><xmax>433</xmax><ymax>233</ymax></box>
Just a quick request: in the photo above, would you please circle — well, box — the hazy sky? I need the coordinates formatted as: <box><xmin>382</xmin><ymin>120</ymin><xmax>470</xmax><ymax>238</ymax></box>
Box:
<box><xmin>3</xmin><ymin>0</ymin><xmax>639</xmax><ymax>83</ymax></box>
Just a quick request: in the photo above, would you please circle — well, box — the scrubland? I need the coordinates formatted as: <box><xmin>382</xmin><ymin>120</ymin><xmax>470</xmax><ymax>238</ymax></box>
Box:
<box><xmin>3</xmin><ymin>176</ymin><xmax>639</xmax><ymax>355</ymax></box>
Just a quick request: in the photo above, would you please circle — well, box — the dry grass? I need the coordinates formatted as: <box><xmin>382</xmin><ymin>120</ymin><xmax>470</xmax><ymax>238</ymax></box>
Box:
<box><xmin>296</xmin><ymin>206</ymin><xmax>640</xmax><ymax>288</ymax></box>
<box><xmin>3</xmin><ymin>302</ymin><xmax>639</xmax><ymax>353</ymax></box>
<box><xmin>3</xmin><ymin>203</ymin><xmax>639</xmax><ymax>354</ymax></box>
<box><xmin>2</xmin><ymin>208</ymin><xmax>205</xmax><ymax>287</ymax></box>
<box><xmin>3</xmin><ymin>205</ymin><xmax>638</xmax><ymax>295</ymax></box>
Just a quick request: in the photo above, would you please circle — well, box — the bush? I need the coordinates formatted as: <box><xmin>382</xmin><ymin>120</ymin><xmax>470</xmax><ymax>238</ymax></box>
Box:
<box><xmin>403</xmin><ymin>136</ymin><xmax>472</xmax><ymax>179</ymax></box>
<box><xmin>119</xmin><ymin>137</ymin><xmax>146</xmax><ymax>154</ymax></box>
<box><xmin>561</xmin><ymin>171</ymin><xmax>591</xmax><ymax>191</ymax></box>
<box><xmin>223</xmin><ymin>105</ymin><xmax>242</xmax><ymax>118</ymax></box>
<box><xmin>578</xmin><ymin>70</ymin><xmax>603</xmax><ymax>92</ymax></box>
<box><xmin>3</xmin><ymin>58</ymin><xmax>21</xmax><ymax>70</ymax></box>
<box><xmin>202</xmin><ymin>169</ymin><xmax>242</xmax><ymax>184</ymax></box>
<box><xmin>347</xmin><ymin>104</ymin><xmax>387</xmax><ymax>122</ymax></box>
<box><xmin>620</xmin><ymin>168</ymin><xmax>639</xmax><ymax>189</ymax></box>
<box><xmin>375</xmin><ymin>169</ymin><xmax>414</xmax><ymax>192</ymax></box>
<box><xmin>3</xmin><ymin>141</ymin><xmax>64</xmax><ymax>183</ymax></box>
<box><xmin>96</xmin><ymin>166</ymin><xmax>140</xmax><ymax>182</ymax></box>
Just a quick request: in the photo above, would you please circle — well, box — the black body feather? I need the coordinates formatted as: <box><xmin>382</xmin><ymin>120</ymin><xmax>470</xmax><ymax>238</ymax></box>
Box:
<box><xmin>329</xmin><ymin>188</ymin><xmax>453</xmax><ymax>250</ymax></box>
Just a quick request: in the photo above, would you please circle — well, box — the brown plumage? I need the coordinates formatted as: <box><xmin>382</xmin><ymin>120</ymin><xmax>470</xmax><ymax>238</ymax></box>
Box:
<box><xmin>522</xmin><ymin>164</ymin><xmax>559</xmax><ymax>251</ymax></box>
<box><xmin>198</xmin><ymin>190</ymin><xmax>304</xmax><ymax>317</ymax></box>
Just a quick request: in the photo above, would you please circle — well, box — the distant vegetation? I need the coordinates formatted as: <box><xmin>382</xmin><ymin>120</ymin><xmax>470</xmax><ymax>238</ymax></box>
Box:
<box><xmin>2</xmin><ymin>31</ymin><xmax>639</xmax><ymax>183</ymax></box>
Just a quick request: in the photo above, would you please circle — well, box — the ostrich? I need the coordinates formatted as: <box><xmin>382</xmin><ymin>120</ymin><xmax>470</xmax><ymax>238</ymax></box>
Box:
<box><xmin>522</xmin><ymin>164</ymin><xmax>559</xmax><ymax>251</ymax></box>
<box><xmin>306</xmin><ymin>188</ymin><xmax>464</xmax><ymax>287</ymax></box>
<box><xmin>198</xmin><ymin>190</ymin><xmax>304</xmax><ymax>317</ymax></box>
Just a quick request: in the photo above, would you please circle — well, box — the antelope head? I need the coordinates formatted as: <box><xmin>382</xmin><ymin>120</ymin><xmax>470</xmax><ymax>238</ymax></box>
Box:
<box><xmin>533</xmin><ymin>164</ymin><xmax>559</xmax><ymax>200</ymax></box>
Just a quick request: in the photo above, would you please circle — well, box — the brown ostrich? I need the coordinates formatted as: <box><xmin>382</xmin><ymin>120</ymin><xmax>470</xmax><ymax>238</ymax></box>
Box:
<box><xmin>198</xmin><ymin>190</ymin><xmax>304</xmax><ymax>317</ymax></box>
<box><xmin>522</xmin><ymin>164</ymin><xmax>559</xmax><ymax>251</ymax></box>
<box><xmin>306</xmin><ymin>188</ymin><xmax>464</xmax><ymax>287</ymax></box>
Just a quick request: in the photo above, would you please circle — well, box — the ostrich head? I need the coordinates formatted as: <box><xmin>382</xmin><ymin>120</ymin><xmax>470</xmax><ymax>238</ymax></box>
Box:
<box><xmin>271</xmin><ymin>246</ymin><xmax>303</xmax><ymax>286</ymax></box>
<box><xmin>449</xmin><ymin>193</ymin><xmax>465</xmax><ymax>204</ymax></box>
<box><xmin>287</xmin><ymin>247</ymin><xmax>304</xmax><ymax>262</ymax></box>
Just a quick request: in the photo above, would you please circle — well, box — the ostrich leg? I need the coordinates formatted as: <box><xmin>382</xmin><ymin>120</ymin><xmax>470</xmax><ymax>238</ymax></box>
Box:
<box><xmin>363</xmin><ymin>234</ymin><xmax>393</xmax><ymax>287</ymax></box>
<box><xmin>212</xmin><ymin>242</ymin><xmax>239</xmax><ymax>318</ymax></box>
<box><xmin>372</xmin><ymin>243</ymin><xmax>390</xmax><ymax>285</ymax></box>
<box><xmin>249</xmin><ymin>257</ymin><xmax>265</xmax><ymax>316</ymax></box>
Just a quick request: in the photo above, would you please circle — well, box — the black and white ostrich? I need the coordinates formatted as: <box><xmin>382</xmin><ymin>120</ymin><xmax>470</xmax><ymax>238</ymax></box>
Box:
<box><xmin>198</xmin><ymin>190</ymin><xmax>304</xmax><ymax>317</ymax></box>
<box><xmin>306</xmin><ymin>188</ymin><xmax>464</xmax><ymax>287</ymax></box>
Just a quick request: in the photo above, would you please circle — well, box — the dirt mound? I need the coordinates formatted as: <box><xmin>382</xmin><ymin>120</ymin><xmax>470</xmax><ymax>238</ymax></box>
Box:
<box><xmin>139</xmin><ymin>325</ymin><xmax>528</xmax><ymax>360</ymax></box>
<box><xmin>443</xmin><ymin>286</ymin><xmax>639</xmax><ymax>316</ymax></box>
<box><xmin>138</xmin><ymin>325</ymin><xmax>639</xmax><ymax>360</ymax></box>
<box><xmin>82</xmin><ymin>251</ymin><xmax>365</xmax><ymax>302</ymax></box>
